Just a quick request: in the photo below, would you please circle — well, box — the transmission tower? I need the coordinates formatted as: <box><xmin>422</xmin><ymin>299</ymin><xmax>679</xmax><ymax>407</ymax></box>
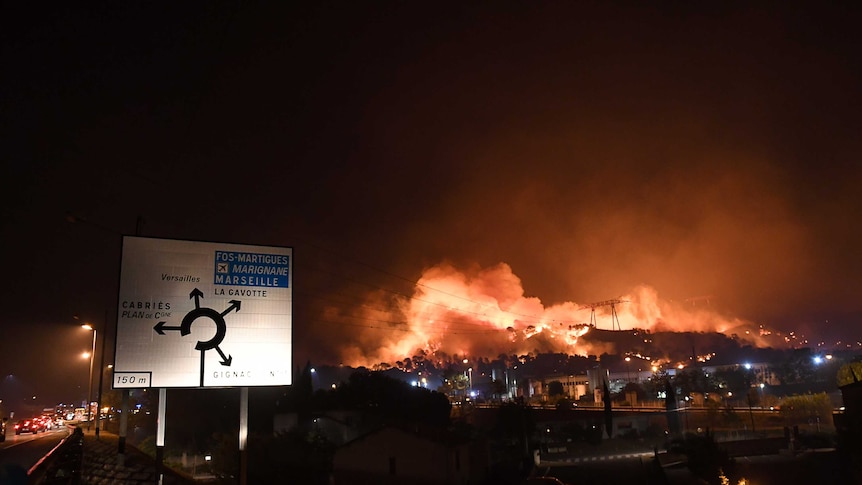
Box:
<box><xmin>579</xmin><ymin>299</ymin><xmax>628</xmax><ymax>330</ymax></box>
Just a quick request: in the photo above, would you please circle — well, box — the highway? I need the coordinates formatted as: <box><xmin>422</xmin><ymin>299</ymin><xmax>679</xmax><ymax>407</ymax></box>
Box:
<box><xmin>0</xmin><ymin>425</ymin><xmax>72</xmax><ymax>478</ymax></box>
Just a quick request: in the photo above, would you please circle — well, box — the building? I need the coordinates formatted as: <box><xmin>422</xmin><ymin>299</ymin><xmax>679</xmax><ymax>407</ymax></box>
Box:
<box><xmin>542</xmin><ymin>373</ymin><xmax>591</xmax><ymax>400</ymax></box>
<box><xmin>332</xmin><ymin>425</ymin><xmax>488</xmax><ymax>485</ymax></box>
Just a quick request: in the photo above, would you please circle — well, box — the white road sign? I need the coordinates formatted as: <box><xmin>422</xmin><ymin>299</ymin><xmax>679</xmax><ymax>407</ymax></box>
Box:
<box><xmin>114</xmin><ymin>236</ymin><xmax>292</xmax><ymax>388</ymax></box>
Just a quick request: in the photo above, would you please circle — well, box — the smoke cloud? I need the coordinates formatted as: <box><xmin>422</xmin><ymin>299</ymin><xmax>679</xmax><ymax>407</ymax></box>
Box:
<box><xmin>332</xmin><ymin>262</ymin><xmax>777</xmax><ymax>367</ymax></box>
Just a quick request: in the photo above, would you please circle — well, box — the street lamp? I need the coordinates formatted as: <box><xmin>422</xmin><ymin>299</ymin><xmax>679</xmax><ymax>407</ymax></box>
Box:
<box><xmin>82</xmin><ymin>324</ymin><xmax>96</xmax><ymax>430</ymax></box>
<box><xmin>79</xmin><ymin>315</ymin><xmax>107</xmax><ymax>438</ymax></box>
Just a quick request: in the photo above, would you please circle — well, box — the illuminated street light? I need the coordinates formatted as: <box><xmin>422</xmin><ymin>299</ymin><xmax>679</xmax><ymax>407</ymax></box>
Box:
<box><xmin>82</xmin><ymin>324</ymin><xmax>96</xmax><ymax>430</ymax></box>
<box><xmin>80</xmin><ymin>318</ymin><xmax>108</xmax><ymax>437</ymax></box>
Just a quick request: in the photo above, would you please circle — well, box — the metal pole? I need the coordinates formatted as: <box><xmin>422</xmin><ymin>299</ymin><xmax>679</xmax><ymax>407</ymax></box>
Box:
<box><xmin>95</xmin><ymin>310</ymin><xmax>108</xmax><ymax>438</ymax></box>
<box><xmin>239</xmin><ymin>387</ymin><xmax>248</xmax><ymax>485</ymax></box>
<box><xmin>120</xmin><ymin>216</ymin><xmax>143</xmax><ymax>459</ymax></box>
<box><xmin>156</xmin><ymin>388</ymin><xmax>167</xmax><ymax>484</ymax></box>
<box><xmin>87</xmin><ymin>330</ymin><xmax>96</xmax><ymax>430</ymax></box>
<box><xmin>118</xmin><ymin>389</ymin><xmax>129</xmax><ymax>466</ymax></box>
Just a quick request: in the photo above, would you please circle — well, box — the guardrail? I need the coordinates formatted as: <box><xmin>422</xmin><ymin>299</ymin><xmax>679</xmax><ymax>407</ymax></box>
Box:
<box><xmin>28</xmin><ymin>427</ymin><xmax>84</xmax><ymax>484</ymax></box>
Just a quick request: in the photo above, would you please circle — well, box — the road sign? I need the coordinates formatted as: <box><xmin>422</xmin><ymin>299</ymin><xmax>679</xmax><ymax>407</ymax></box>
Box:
<box><xmin>114</xmin><ymin>236</ymin><xmax>292</xmax><ymax>388</ymax></box>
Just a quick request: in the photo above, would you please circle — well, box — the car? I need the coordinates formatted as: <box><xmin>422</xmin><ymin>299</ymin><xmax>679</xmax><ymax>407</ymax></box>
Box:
<box><xmin>38</xmin><ymin>416</ymin><xmax>54</xmax><ymax>431</ymax></box>
<box><xmin>0</xmin><ymin>418</ymin><xmax>6</xmax><ymax>441</ymax></box>
<box><xmin>14</xmin><ymin>418</ymin><xmax>43</xmax><ymax>435</ymax></box>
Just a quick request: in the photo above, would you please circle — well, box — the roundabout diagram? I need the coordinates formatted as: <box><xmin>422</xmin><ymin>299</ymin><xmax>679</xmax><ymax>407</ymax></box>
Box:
<box><xmin>153</xmin><ymin>288</ymin><xmax>241</xmax><ymax>386</ymax></box>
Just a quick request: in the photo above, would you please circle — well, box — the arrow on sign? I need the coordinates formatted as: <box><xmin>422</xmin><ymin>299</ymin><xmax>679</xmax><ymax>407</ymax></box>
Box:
<box><xmin>220</xmin><ymin>299</ymin><xmax>241</xmax><ymax>316</ymax></box>
<box><xmin>153</xmin><ymin>321</ymin><xmax>185</xmax><ymax>335</ymax></box>
<box><xmin>215</xmin><ymin>345</ymin><xmax>232</xmax><ymax>366</ymax></box>
<box><xmin>190</xmin><ymin>288</ymin><xmax>204</xmax><ymax>308</ymax></box>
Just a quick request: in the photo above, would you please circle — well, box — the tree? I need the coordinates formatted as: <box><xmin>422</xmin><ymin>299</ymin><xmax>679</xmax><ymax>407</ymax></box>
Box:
<box><xmin>547</xmin><ymin>380</ymin><xmax>564</xmax><ymax>397</ymax></box>
<box><xmin>779</xmin><ymin>393</ymin><xmax>833</xmax><ymax>426</ymax></box>
<box><xmin>712</xmin><ymin>367</ymin><xmax>752</xmax><ymax>396</ymax></box>
<box><xmin>329</xmin><ymin>370</ymin><xmax>452</xmax><ymax>427</ymax></box>
<box><xmin>674</xmin><ymin>368</ymin><xmax>711</xmax><ymax>396</ymax></box>
<box><xmin>774</xmin><ymin>349</ymin><xmax>816</xmax><ymax>385</ymax></box>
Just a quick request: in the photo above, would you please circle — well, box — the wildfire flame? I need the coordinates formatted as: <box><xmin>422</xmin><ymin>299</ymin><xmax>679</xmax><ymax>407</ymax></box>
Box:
<box><xmin>335</xmin><ymin>261</ymin><xmax>772</xmax><ymax>367</ymax></box>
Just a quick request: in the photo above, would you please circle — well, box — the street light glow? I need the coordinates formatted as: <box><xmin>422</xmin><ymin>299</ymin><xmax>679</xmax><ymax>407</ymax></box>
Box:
<box><xmin>80</xmin><ymin>320</ymin><xmax>97</xmax><ymax>431</ymax></box>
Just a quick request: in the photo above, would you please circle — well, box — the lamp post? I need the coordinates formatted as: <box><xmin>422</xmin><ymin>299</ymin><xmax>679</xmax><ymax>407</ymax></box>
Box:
<box><xmin>81</xmin><ymin>320</ymin><xmax>107</xmax><ymax>437</ymax></box>
<box><xmin>82</xmin><ymin>324</ymin><xmax>96</xmax><ymax>430</ymax></box>
<box><xmin>95</xmin><ymin>313</ymin><xmax>108</xmax><ymax>438</ymax></box>
<box><xmin>67</xmin><ymin>213</ymin><xmax>138</xmax><ymax>457</ymax></box>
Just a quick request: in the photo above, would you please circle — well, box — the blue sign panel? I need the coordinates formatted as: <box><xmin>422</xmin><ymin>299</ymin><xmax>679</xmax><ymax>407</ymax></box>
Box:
<box><xmin>214</xmin><ymin>251</ymin><xmax>290</xmax><ymax>288</ymax></box>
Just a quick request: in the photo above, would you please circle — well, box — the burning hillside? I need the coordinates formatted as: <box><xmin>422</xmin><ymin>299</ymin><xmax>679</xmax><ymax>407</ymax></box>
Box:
<box><xmin>326</xmin><ymin>261</ymin><xmax>792</xmax><ymax>368</ymax></box>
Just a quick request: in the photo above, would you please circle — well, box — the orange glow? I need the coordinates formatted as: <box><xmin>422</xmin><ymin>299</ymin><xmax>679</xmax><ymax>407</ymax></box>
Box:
<box><xmin>337</xmin><ymin>262</ymin><xmax>780</xmax><ymax>367</ymax></box>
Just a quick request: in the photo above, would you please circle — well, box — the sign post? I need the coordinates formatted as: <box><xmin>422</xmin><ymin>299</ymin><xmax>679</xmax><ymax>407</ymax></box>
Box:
<box><xmin>114</xmin><ymin>236</ymin><xmax>293</xmax><ymax>481</ymax></box>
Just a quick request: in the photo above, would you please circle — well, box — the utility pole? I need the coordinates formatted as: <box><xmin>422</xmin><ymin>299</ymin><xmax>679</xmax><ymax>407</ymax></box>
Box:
<box><xmin>579</xmin><ymin>299</ymin><xmax>628</xmax><ymax>330</ymax></box>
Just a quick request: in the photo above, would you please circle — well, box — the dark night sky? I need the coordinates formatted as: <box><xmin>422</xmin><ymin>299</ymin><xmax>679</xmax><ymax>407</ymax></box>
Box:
<box><xmin>2</xmin><ymin>2</ymin><xmax>862</xmax><ymax>407</ymax></box>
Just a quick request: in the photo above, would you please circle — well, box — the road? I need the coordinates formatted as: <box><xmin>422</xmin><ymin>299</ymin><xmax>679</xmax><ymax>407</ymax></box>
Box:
<box><xmin>0</xmin><ymin>425</ymin><xmax>71</xmax><ymax>478</ymax></box>
<box><xmin>539</xmin><ymin>447</ymin><xmax>859</xmax><ymax>485</ymax></box>
<box><xmin>540</xmin><ymin>452</ymin><xmax>657</xmax><ymax>485</ymax></box>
